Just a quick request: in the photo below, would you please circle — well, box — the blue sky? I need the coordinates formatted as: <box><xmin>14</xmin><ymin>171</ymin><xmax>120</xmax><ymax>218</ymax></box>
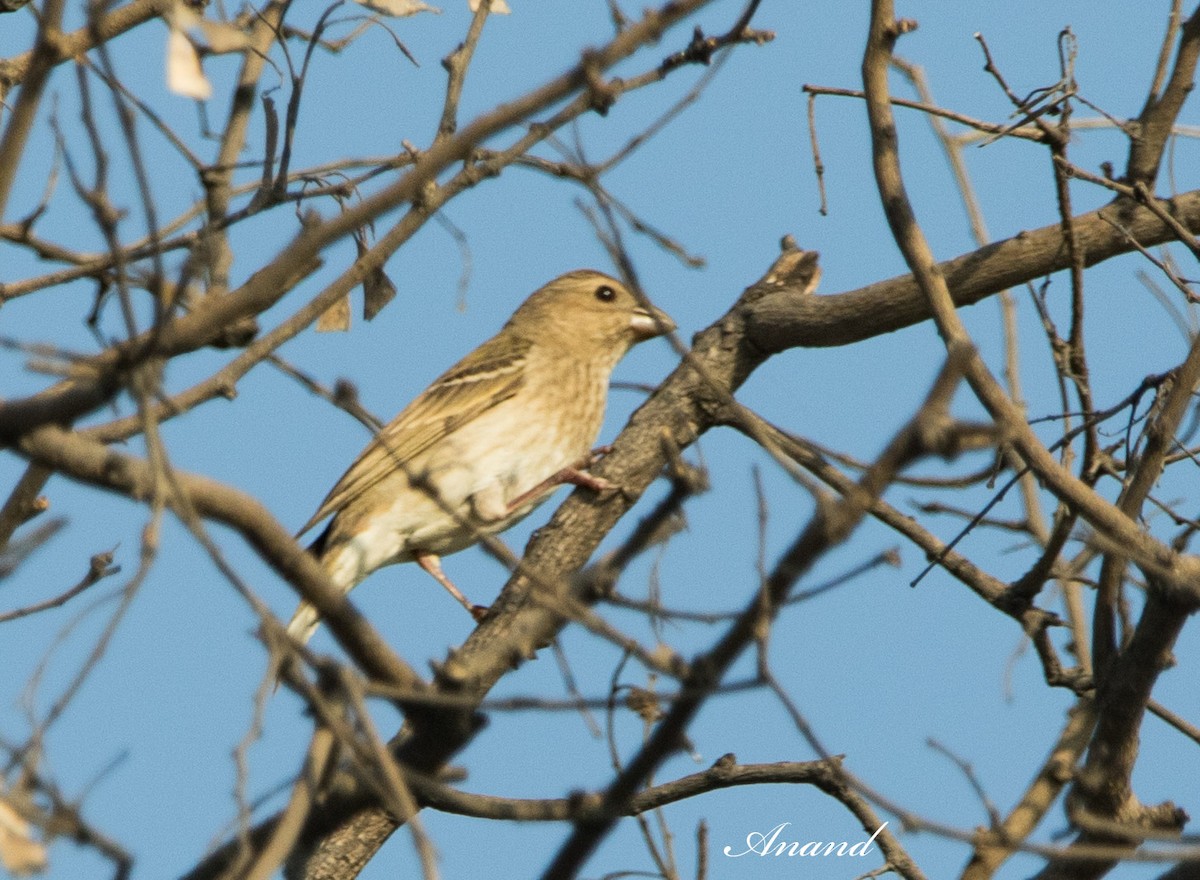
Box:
<box><xmin>2</xmin><ymin>2</ymin><xmax>1198</xmax><ymax>879</ymax></box>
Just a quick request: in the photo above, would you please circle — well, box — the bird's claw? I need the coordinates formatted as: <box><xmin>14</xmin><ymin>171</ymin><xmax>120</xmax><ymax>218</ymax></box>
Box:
<box><xmin>589</xmin><ymin>444</ymin><xmax>614</xmax><ymax>465</ymax></box>
<box><xmin>469</xmin><ymin>604</ymin><xmax>490</xmax><ymax>623</ymax></box>
<box><xmin>586</xmin><ymin>474</ymin><xmax>619</xmax><ymax>494</ymax></box>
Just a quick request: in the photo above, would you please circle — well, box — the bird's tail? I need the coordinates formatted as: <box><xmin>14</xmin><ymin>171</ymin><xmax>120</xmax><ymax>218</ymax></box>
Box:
<box><xmin>282</xmin><ymin>523</ymin><xmax>335</xmax><ymax>649</ymax></box>
<box><xmin>272</xmin><ymin>528</ymin><xmax>336</xmax><ymax>693</ymax></box>
<box><xmin>284</xmin><ymin>601</ymin><xmax>322</xmax><ymax>647</ymax></box>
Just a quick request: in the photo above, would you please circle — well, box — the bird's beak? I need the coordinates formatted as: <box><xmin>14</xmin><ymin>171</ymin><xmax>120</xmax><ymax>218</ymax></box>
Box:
<box><xmin>630</xmin><ymin>305</ymin><xmax>676</xmax><ymax>341</ymax></box>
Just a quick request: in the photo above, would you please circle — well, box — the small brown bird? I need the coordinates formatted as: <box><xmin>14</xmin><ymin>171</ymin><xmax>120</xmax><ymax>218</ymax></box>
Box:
<box><xmin>286</xmin><ymin>270</ymin><xmax>674</xmax><ymax>644</ymax></box>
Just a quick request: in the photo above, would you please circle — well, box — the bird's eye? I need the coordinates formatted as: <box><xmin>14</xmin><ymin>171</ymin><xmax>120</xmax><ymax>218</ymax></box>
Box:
<box><xmin>595</xmin><ymin>285</ymin><xmax>616</xmax><ymax>303</ymax></box>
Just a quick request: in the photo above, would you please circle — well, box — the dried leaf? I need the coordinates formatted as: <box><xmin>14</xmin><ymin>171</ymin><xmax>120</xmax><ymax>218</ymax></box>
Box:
<box><xmin>0</xmin><ymin>799</ymin><xmax>47</xmax><ymax>876</ymax></box>
<box><xmin>353</xmin><ymin>0</ymin><xmax>441</xmax><ymax>16</ymax></box>
<box><xmin>468</xmin><ymin>0</ymin><xmax>510</xmax><ymax>12</ymax></box>
<box><xmin>317</xmin><ymin>297</ymin><xmax>351</xmax><ymax>332</ymax></box>
<box><xmin>166</xmin><ymin>29</ymin><xmax>212</xmax><ymax>100</ymax></box>
<box><xmin>363</xmin><ymin>267</ymin><xmax>397</xmax><ymax>321</ymax></box>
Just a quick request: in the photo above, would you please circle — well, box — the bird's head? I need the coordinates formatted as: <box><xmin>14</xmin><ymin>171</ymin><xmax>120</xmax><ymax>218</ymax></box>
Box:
<box><xmin>507</xmin><ymin>270</ymin><xmax>675</xmax><ymax>355</ymax></box>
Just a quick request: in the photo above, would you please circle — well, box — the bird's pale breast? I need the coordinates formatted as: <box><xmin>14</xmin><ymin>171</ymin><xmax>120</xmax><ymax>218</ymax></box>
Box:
<box><xmin>326</xmin><ymin>346</ymin><xmax>611</xmax><ymax>586</ymax></box>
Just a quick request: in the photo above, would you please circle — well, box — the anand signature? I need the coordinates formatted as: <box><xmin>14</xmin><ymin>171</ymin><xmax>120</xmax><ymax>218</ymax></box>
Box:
<box><xmin>723</xmin><ymin>821</ymin><xmax>887</xmax><ymax>858</ymax></box>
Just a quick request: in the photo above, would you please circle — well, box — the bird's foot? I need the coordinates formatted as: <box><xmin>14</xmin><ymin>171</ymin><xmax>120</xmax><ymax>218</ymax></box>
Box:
<box><xmin>500</xmin><ymin>461</ymin><xmax>618</xmax><ymax>516</ymax></box>
<box><xmin>557</xmin><ymin>466</ymin><xmax>617</xmax><ymax>495</ymax></box>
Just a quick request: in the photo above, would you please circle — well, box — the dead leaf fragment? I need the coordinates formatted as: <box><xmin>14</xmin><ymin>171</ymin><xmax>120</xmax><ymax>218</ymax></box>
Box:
<box><xmin>317</xmin><ymin>297</ymin><xmax>352</xmax><ymax>332</ymax></box>
<box><xmin>468</xmin><ymin>0</ymin><xmax>510</xmax><ymax>12</ymax></box>
<box><xmin>353</xmin><ymin>0</ymin><xmax>441</xmax><ymax>16</ymax></box>
<box><xmin>0</xmin><ymin>799</ymin><xmax>47</xmax><ymax>877</ymax></box>
<box><xmin>165</xmin><ymin>28</ymin><xmax>211</xmax><ymax>100</ymax></box>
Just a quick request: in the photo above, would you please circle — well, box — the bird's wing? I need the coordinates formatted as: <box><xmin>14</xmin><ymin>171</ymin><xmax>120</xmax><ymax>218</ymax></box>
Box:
<box><xmin>297</xmin><ymin>334</ymin><xmax>531</xmax><ymax>535</ymax></box>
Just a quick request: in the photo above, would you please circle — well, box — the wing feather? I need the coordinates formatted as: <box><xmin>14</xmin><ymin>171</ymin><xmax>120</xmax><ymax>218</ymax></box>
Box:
<box><xmin>297</xmin><ymin>334</ymin><xmax>529</xmax><ymax>535</ymax></box>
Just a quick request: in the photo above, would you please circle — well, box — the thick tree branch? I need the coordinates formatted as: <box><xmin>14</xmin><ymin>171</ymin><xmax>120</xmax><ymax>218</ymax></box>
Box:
<box><xmin>748</xmin><ymin>189</ymin><xmax>1200</xmax><ymax>353</ymax></box>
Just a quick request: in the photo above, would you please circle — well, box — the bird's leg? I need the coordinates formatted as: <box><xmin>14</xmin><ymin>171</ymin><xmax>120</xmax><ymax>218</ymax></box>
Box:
<box><xmin>414</xmin><ymin>552</ymin><xmax>488</xmax><ymax>622</ymax></box>
<box><xmin>501</xmin><ymin>454</ymin><xmax>619</xmax><ymax>516</ymax></box>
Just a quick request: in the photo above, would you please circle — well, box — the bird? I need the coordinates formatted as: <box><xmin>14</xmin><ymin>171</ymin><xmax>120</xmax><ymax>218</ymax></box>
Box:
<box><xmin>285</xmin><ymin>269</ymin><xmax>675</xmax><ymax>645</ymax></box>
